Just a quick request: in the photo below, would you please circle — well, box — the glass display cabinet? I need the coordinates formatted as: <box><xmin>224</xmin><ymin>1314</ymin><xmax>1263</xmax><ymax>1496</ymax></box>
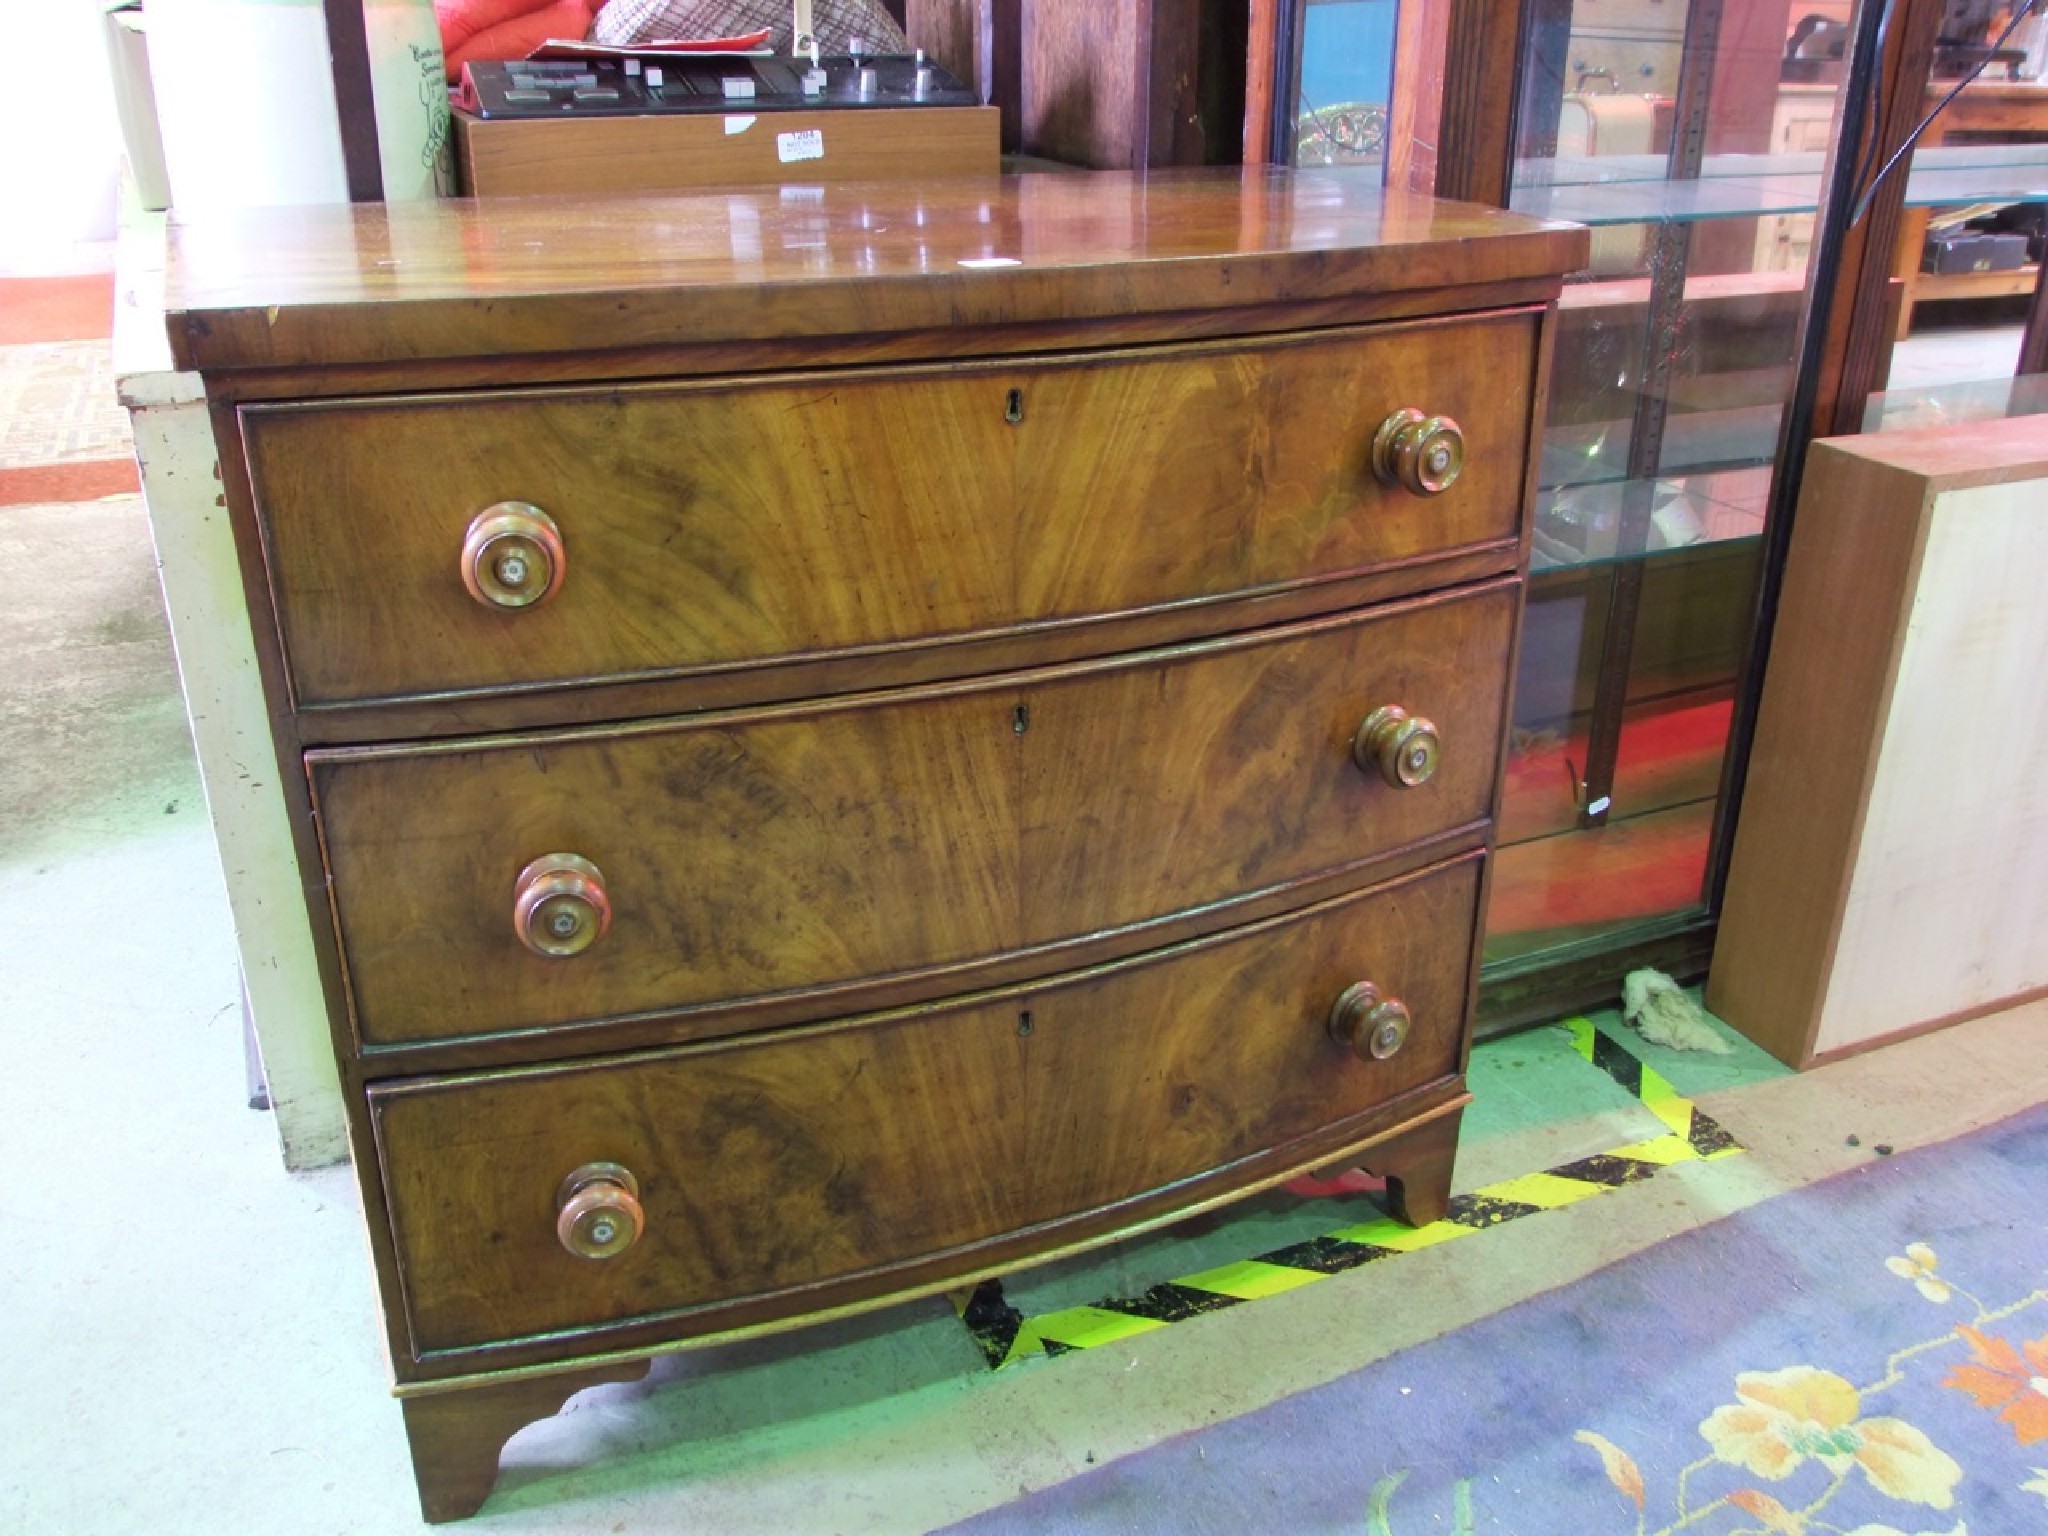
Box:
<box><xmin>1478</xmin><ymin>0</ymin><xmax>2048</xmax><ymax>1028</ymax></box>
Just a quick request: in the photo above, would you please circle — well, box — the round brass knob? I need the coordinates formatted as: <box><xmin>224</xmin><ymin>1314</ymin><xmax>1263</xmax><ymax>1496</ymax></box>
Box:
<box><xmin>513</xmin><ymin>853</ymin><xmax>611</xmax><ymax>958</ymax></box>
<box><xmin>461</xmin><ymin>501</ymin><xmax>565</xmax><ymax>610</ymax></box>
<box><xmin>1372</xmin><ymin>409</ymin><xmax>1466</xmax><ymax>497</ymax></box>
<box><xmin>555</xmin><ymin>1162</ymin><xmax>643</xmax><ymax>1260</ymax></box>
<box><xmin>1329</xmin><ymin>981</ymin><xmax>1412</xmax><ymax>1062</ymax></box>
<box><xmin>1354</xmin><ymin>705</ymin><xmax>1441</xmax><ymax>789</ymax></box>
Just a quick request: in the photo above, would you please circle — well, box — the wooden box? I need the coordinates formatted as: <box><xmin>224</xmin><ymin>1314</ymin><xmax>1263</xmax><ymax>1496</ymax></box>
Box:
<box><xmin>452</xmin><ymin>103</ymin><xmax>1000</xmax><ymax>196</ymax></box>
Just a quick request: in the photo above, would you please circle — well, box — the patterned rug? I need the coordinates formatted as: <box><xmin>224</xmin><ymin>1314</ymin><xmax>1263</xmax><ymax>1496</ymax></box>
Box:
<box><xmin>0</xmin><ymin>269</ymin><xmax>138</xmax><ymax>506</ymax></box>
<box><xmin>0</xmin><ymin>273</ymin><xmax>116</xmax><ymax>346</ymax></box>
<box><xmin>942</xmin><ymin>1102</ymin><xmax>2048</xmax><ymax>1535</ymax></box>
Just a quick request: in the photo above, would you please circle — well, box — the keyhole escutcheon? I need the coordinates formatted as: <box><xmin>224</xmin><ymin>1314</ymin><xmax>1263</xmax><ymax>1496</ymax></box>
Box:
<box><xmin>1004</xmin><ymin>387</ymin><xmax>1024</xmax><ymax>424</ymax></box>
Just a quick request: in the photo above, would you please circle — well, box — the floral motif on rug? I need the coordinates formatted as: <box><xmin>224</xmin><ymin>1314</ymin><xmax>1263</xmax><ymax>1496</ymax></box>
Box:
<box><xmin>941</xmin><ymin>1103</ymin><xmax>2048</xmax><ymax>1536</ymax></box>
<box><xmin>1356</xmin><ymin>1244</ymin><xmax>2048</xmax><ymax>1535</ymax></box>
<box><xmin>1547</xmin><ymin>1236</ymin><xmax>2046</xmax><ymax>1536</ymax></box>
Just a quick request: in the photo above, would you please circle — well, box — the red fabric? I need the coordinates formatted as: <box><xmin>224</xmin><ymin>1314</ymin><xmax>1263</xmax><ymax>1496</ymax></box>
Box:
<box><xmin>438</xmin><ymin>0</ymin><xmax>596</xmax><ymax>80</ymax></box>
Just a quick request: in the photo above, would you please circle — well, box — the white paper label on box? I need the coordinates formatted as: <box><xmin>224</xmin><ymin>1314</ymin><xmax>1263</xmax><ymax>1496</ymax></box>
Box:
<box><xmin>778</xmin><ymin>129</ymin><xmax>826</xmax><ymax>163</ymax></box>
<box><xmin>724</xmin><ymin>115</ymin><xmax>756</xmax><ymax>135</ymax></box>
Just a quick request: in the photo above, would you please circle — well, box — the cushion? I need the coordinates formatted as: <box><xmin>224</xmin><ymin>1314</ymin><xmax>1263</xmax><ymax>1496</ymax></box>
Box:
<box><xmin>589</xmin><ymin>0</ymin><xmax>908</xmax><ymax>54</ymax></box>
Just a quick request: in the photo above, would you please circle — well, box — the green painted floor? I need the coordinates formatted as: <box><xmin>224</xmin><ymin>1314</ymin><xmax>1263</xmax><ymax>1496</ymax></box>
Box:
<box><xmin>978</xmin><ymin>1008</ymin><xmax>1789</xmax><ymax>1343</ymax></box>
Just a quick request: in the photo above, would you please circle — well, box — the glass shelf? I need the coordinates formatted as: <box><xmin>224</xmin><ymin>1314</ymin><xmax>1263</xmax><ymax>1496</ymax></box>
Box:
<box><xmin>1539</xmin><ymin>405</ymin><xmax>1785</xmax><ymax>494</ymax></box>
<box><xmin>1513</xmin><ymin>141</ymin><xmax>2048</xmax><ymax>562</ymax></box>
<box><xmin>1513</xmin><ymin>164</ymin><xmax>1824</xmax><ymax>225</ymax></box>
<box><xmin>1511</xmin><ymin>142</ymin><xmax>2048</xmax><ymax>226</ymax></box>
<box><xmin>1530</xmin><ymin>467</ymin><xmax>1770</xmax><ymax>573</ymax></box>
<box><xmin>1863</xmin><ymin>369</ymin><xmax>2048</xmax><ymax>432</ymax></box>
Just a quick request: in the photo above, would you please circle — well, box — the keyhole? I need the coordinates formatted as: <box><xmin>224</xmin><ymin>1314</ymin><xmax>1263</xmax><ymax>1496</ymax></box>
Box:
<box><xmin>1004</xmin><ymin>388</ymin><xmax>1024</xmax><ymax>424</ymax></box>
<box><xmin>1017</xmin><ymin>1010</ymin><xmax>1034</xmax><ymax>1037</ymax></box>
<box><xmin>1013</xmin><ymin>704</ymin><xmax>1029</xmax><ymax>735</ymax></box>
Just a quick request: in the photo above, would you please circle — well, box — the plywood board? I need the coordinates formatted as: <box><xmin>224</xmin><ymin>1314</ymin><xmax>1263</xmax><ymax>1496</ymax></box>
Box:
<box><xmin>1708</xmin><ymin>413</ymin><xmax>2048</xmax><ymax>1066</ymax></box>
<box><xmin>1814</xmin><ymin>473</ymin><xmax>2048</xmax><ymax>1052</ymax></box>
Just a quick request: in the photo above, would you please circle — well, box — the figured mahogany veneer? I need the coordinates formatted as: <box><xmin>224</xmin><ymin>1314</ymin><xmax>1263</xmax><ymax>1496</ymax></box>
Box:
<box><xmin>165</xmin><ymin>169</ymin><xmax>1584</xmax><ymax>1520</ymax></box>
<box><xmin>375</xmin><ymin>861</ymin><xmax>1481</xmax><ymax>1358</ymax></box>
<box><xmin>311</xmin><ymin>587</ymin><xmax>1514</xmax><ymax>1050</ymax></box>
<box><xmin>243</xmin><ymin>313</ymin><xmax>1536</xmax><ymax>717</ymax></box>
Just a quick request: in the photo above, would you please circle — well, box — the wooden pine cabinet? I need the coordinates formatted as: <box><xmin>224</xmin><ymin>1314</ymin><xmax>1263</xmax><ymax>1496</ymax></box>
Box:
<box><xmin>163</xmin><ymin>170</ymin><xmax>1584</xmax><ymax>1520</ymax></box>
<box><xmin>1752</xmin><ymin>83</ymin><xmax>1839</xmax><ymax>274</ymax></box>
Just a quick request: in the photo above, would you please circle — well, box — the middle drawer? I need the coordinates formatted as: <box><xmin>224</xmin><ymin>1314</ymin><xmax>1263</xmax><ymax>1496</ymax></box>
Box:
<box><xmin>310</xmin><ymin>583</ymin><xmax>1515</xmax><ymax>1051</ymax></box>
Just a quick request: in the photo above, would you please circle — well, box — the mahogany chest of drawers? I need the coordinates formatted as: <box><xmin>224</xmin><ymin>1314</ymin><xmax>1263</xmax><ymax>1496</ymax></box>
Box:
<box><xmin>164</xmin><ymin>169</ymin><xmax>1583</xmax><ymax>1521</ymax></box>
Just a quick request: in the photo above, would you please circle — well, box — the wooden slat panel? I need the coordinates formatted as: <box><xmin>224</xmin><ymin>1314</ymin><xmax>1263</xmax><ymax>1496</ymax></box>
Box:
<box><xmin>1387</xmin><ymin>0</ymin><xmax>1453</xmax><ymax>194</ymax></box>
<box><xmin>1434</xmin><ymin>0</ymin><xmax>1533</xmax><ymax>207</ymax></box>
<box><xmin>1807</xmin><ymin>3</ymin><xmax>1941</xmax><ymax>437</ymax></box>
<box><xmin>1243</xmin><ymin>0</ymin><xmax>1281</xmax><ymax>164</ymax></box>
<box><xmin>1017</xmin><ymin>1</ymin><xmax>1142</xmax><ymax>167</ymax></box>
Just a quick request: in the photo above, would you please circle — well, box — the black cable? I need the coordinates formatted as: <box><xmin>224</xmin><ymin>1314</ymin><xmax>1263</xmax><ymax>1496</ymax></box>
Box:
<box><xmin>1847</xmin><ymin>0</ymin><xmax>2042</xmax><ymax>228</ymax></box>
<box><xmin>1850</xmin><ymin>0</ymin><xmax>1897</xmax><ymax>204</ymax></box>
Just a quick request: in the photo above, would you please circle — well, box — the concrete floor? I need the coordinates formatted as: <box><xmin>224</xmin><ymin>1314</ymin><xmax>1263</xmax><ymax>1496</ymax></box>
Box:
<box><xmin>3</xmin><ymin>294</ymin><xmax>2045</xmax><ymax>1534</ymax></box>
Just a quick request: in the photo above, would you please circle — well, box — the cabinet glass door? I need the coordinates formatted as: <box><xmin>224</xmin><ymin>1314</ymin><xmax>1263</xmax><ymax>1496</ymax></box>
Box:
<box><xmin>1485</xmin><ymin>0</ymin><xmax>1860</xmax><ymax>1001</ymax></box>
<box><xmin>1454</xmin><ymin>0</ymin><xmax>2048</xmax><ymax>1026</ymax></box>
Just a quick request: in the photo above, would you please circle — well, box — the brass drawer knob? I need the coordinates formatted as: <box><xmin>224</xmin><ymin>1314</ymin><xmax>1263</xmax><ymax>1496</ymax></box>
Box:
<box><xmin>1372</xmin><ymin>408</ymin><xmax>1465</xmax><ymax>497</ymax></box>
<box><xmin>556</xmin><ymin>1162</ymin><xmax>643</xmax><ymax>1260</ymax></box>
<box><xmin>1354</xmin><ymin>705</ymin><xmax>1440</xmax><ymax>789</ymax></box>
<box><xmin>462</xmin><ymin>501</ymin><xmax>565</xmax><ymax>609</ymax></box>
<box><xmin>1330</xmin><ymin>981</ymin><xmax>1412</xmax><ymax>1062</ymax></box>
<box><xmin>513</xmin><ymin>853</ymin><xmax>612</xmax><ymax>957</ymax></box>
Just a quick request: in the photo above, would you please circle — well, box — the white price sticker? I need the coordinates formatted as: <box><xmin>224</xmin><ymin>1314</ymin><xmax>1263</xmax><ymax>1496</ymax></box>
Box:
<box><xmin>777</xmin><ymin>129</ymin><xmax>825</xmax><ymax>163</ymax></box>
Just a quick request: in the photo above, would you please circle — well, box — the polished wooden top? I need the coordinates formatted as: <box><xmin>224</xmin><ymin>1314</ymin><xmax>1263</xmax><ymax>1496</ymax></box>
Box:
<box><xmin>164</xmin><ymin>168</ymin><xmax>1587</xmax><ymax>371</ymax></box>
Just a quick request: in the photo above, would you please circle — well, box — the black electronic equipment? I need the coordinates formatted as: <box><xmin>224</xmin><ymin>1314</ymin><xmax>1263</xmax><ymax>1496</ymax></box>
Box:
<box><xmin>1923</xmin><ymin>229</ymin><xmax>2031</xmax><ymax>274</ymax></box>
<box><xmin>457</xmin><ymin>51</ymin><xmax>977</xmax><ymax>120</ymax></box>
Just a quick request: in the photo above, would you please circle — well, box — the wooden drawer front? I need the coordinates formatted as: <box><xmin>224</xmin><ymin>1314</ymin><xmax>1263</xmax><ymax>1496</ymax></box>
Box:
<box><xmin>372</xmin><ymin>859</ymin><xmax>1482</xmax><ymax>1357</ymax></box>
<box><xmin>245</xmin><ymin>311</ymin><xmax>1537</xmax><ymax>710</ymax></box>
<box><xmin>313</xmin><ymin>587</ymin><xmax>1515</xmax><ymax>1048</ymax></box>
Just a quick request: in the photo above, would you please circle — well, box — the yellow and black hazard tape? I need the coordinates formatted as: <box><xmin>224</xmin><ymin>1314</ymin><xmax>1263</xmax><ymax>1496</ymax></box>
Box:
<box><xmin>1563</xmin><ymin>1017</ymin><xmax>1743</xmax><ymax>1163</ymax></box>
<box><xmin>950</xmin><ymin>1016</ymin><xmax>1744</xmax><ymax>1370</ymax></box>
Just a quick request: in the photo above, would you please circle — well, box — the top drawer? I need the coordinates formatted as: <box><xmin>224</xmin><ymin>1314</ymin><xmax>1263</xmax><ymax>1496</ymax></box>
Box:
<box><xmin>241</xmin><ymin>310</ymin><xmax>1540</xmax><ymax>714</ymax></box>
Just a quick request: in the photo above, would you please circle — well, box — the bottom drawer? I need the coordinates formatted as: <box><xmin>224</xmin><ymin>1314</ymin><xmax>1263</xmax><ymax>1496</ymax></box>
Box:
<box><xmin>371</xmin><ymin>854</ymin><xmax>1483</xmax><ymax>1360</ymax></box>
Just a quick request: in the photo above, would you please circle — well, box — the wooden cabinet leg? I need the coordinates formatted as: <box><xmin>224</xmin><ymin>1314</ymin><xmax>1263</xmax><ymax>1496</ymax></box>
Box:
<box><xmin>400</xmin><ymin>1358</ymin><xmax>651</xmax><ymax>1523</ymax></box>
<box><xmin>1356</xmin><ymin>1107</ymin><xmax>1462</xmax><ymax>1229</ymax></box>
